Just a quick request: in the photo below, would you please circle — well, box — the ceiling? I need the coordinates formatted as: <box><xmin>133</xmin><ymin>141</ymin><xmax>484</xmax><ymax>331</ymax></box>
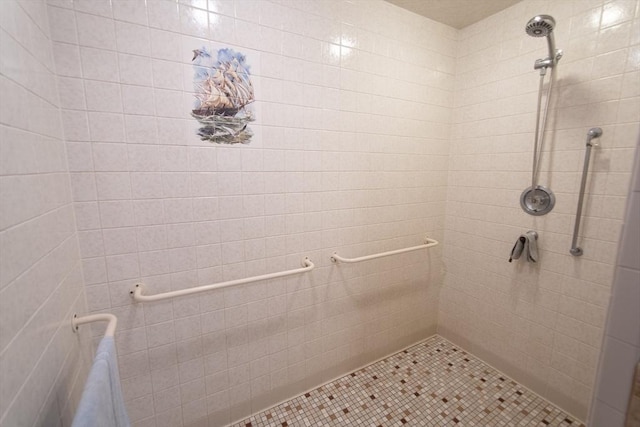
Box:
<box><xmin>385</xmin><ymin>0</ymin><xmax>522</xmax><ymax>29</ymax></box>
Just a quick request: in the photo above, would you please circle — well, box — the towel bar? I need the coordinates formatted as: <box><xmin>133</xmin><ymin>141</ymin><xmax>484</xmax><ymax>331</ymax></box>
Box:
<box><xmin>72</xmin><ymin>313</ymin><xmax>118</xmax><ymax>337</ymax></box>
<box><xmin>132</xmin><ymin>257</ymin><xmax>315</xmax><ymax>302</ymax></box>
<box><xmin>330</xmin><ymin>238</ymin><xmax>439</xmax><ymax>264</ymax></box>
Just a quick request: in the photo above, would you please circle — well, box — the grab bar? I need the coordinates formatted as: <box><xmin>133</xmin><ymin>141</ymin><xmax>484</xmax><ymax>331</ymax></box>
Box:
<box><xmin>330</xmin><ymin>238</ymin><xmax>439</xmax><ymax>264</ymax></box>
<box><xmin>570</xmin><ymin>127</ymin><xmax>602</xmax><ymax>256</ymax></box>
<box><xmin>72</xmin><ymin>313</ymin><xmax>118</xmax><ymax>337</ymax></box>
<box><xmin>131</xmin><ymin>257</ymin><xmax>314</xmax><ymax>302</ymax></box>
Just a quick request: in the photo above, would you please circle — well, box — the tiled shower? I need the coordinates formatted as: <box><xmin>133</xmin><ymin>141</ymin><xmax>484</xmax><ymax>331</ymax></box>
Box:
<box><xmin>0</xmin><ymin>0</ymin><xmax>638</xmax><ymax>426</ymax></box>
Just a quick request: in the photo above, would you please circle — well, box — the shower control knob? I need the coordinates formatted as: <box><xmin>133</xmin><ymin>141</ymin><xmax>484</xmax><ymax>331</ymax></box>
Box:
<box><xmin>520</xmin><ymin>186</ymin><xmax>556</xmax><ymax>216</ymax></box>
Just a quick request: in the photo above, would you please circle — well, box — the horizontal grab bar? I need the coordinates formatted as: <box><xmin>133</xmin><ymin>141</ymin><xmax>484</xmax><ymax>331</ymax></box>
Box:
<box><xmin>131</xmin><ymin>257</ymin><xmax>315</xmax><ymax>303</ymax></box>
<box><xmin>330</xmin><ymin>238</ymin><xmax>439</xmax><ymax>264</ymax></box>
<box><xmin>72</xmin><ymin>313</ymin><xmax>118</xmax><ymax>337</ymax></box>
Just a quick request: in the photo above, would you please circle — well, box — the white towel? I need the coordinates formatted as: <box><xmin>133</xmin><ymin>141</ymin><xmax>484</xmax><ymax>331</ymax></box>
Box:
<box><xmin>509</xmin><ymin>231</ymin><xmax>538</xmax><ymax>263</ymax></box>
<box><xmin>72</xmin><ymin>336</ymin><xmax>130</xmax><ymax>427</ymax></box>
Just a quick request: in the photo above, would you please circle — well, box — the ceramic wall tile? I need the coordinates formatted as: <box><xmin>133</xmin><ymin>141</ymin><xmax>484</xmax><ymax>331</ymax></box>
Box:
<box><xmin>590</xmin><ymin>139</ymin><xmax>640</xmax><ymax>426</ymax></box>
<box><xmin>35</xmin><ymin>0</ymin><xmax>640</xmax><ymax>426</ymax></box>
<box><xmin>0</xmin><ymin>0</ymin><xmax>90</xmax><ymax>425</ymax></box>
<box><xmin>53</xmin><ymin>1</ymin><xmax>451</xmax><ymax>424</ymax></box>
<box><xmin>441</xmin><ymin>0</ymin><xmax>639</xmax><ymax>422</ymax></box>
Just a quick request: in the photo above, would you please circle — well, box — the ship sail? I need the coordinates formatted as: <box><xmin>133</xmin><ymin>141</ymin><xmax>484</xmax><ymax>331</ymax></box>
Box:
<box><xmin>195</xmin><ymin>58</ymin><xmax>254</xmax><ymax>114</ymax></box>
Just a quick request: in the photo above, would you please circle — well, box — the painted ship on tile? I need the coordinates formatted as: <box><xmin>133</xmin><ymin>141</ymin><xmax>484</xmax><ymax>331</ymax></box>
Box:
<box><xmin>192</xmin><ymin>47</ymin><xmax>254</xmax><ymax>144</ymax></box>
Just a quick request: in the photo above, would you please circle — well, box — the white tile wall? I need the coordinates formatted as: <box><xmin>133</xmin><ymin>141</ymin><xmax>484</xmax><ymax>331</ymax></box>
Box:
<box><xmin>48</xmin><ymin>0</ymin><xmax>451</xmax><ymax>425</ymax></box>
<box><xmin>589</xmin><ymin>135</ymin><xmax>640</xmax><ymax>426</ymax></box>
<box><xmin>0</xmin><ymin>0</ymin><xmax>92</xmax><ymax>426</ymax></box>
<box><xmin>12</xmin><ymin>0</ymin><xmax>632</xmax><ymax>425</ymax></box>
<box><xmin>440</xmin><ymin>0</ymin><xmax>640</xmax><ymax>421</ymax></box>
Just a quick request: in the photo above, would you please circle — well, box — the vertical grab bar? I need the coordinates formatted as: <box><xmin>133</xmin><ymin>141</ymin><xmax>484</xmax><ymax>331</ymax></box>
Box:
<box><xmin>570</xmin><ymin>127</ymin><xmax>602</xmax><ymax>256</ymax></box>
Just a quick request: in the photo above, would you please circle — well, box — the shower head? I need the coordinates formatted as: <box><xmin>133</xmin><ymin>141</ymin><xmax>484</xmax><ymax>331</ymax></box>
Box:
<box><xmin>525</xmin><ymin>15</ymin><xmax>555</xmax><ymax>37</ymax></box>
<box><xmin>526</xmin><ymin>15</ymin><xmax>561</xmax><ymax>69</ymax></box>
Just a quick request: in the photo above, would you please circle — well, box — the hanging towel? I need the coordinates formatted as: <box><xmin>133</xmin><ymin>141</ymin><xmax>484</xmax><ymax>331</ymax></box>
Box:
<box><xmin>72</xmin><ymin>336</ymin><xmax>130</xmax><ymax>427</ymax></box>
<box><xmin>509</xmin><ymin>231</ymin><xmax>538</xmax><ymax>263</ymax></box>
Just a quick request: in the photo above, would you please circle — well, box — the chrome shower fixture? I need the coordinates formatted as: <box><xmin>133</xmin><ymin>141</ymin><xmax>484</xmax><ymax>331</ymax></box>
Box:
<box><xmin>520</xmin><ymin>14</ymin><xmax>563</xmax><ymax>217</ymax></box>
<box><xmin>526</xmin><ymin>15</ymin><xmax>563</xmax><ymax>71</ymax></box>
<box><xmin>520</xmin><ymin>185</ymin><xmax>555</xmax><ymax>216</ymax></box>
<box><xmin>526</xmin><ymin>15</ymin><xmax>554</xmax><ymax>37</ymax></box>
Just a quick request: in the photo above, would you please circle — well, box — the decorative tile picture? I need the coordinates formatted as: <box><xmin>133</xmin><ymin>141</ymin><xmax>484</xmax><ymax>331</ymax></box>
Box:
<box><xmin>191</xmin><ymin>47</ymin><xmax>255</xmax><ymax>144</ymax></box>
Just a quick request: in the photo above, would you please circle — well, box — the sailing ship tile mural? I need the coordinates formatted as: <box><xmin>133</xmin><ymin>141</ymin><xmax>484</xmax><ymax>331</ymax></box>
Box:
<box><xmin>191</xmin><ymin>47</ymin><xmax>255</xmax><ymax>144</ymax></box>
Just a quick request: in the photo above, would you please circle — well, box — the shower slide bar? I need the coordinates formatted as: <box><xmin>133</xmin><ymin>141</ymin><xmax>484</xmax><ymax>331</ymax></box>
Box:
<box><xmin>570</xmin><ymin>127</ymin><xmax>602</xmax><ymax>256</ymax></box>
<box><xmin>72</xmin><ymin>313</ymin><xmax>118</xmax><ymax>337</ymax></box>
<box><xmin>131</xmin><ymin>257</ymin><xmax>315</xmax><ymax>302</ymax></box>
<box><xmin>330</xmin><ymin>238</ymin><xmax>439</xmax><ymax>264</ymax></box>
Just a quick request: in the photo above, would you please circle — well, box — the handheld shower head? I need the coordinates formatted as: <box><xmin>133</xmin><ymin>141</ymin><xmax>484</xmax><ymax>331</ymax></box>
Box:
<box><xmin>526</xmin><ymin>15</ymin><xmax>561</xmax><ymax>69</ymax></box>
<box><xmin>526</xmin><ymin>15</ymin><xmax>555</xmax><ymax>37</ymax></box>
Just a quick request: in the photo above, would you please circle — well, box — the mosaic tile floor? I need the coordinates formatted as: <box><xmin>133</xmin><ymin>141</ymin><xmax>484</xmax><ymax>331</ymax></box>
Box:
<box><xmin>231</xmin><ymin>336</ymin><xmax>584</xmax><ymax>427</ymax></box>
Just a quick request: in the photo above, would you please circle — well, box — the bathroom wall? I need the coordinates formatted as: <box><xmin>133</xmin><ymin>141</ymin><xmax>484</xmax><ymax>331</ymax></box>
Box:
<box><xmin>590</xmin><ymin>136</ymin><xmax>640</xmax><ymax>426</ymax></box>
<box><xmin>440</xmin><ymin>0</ymin><xmax>640</xmax><ymax>420</ymax></box>
<box><xmin>0</xmin><ymin>0</ymin><xmax>92</xmax><ymax>426</ymax></box>
<box><xmin>46</xmin><ymin>0</ymin><xmax>453</xmax><ymax>425</ymax></box>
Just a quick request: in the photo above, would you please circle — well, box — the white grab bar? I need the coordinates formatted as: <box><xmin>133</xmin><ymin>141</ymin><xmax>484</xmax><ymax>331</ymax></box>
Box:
<box><xmin>330</xmin><ymin>238</ymin><xmax>439</xmax><ymax>264</ymax></box>
<box><xmin>72</xmin><ymin>313</ymin><xmax>118</xmax><ymax>337</ymax></box>
<box><xmin>132</xmin><ymin>257</ymin><xmax>315</xmax><ymax>303</ymax></box>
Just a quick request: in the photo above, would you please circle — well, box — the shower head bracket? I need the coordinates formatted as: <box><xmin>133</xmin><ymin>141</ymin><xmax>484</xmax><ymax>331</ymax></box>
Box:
<box><xmin>533</xmin><ymin>49</ymin><xmax>563</xmax><ymax>71</ymax></box>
